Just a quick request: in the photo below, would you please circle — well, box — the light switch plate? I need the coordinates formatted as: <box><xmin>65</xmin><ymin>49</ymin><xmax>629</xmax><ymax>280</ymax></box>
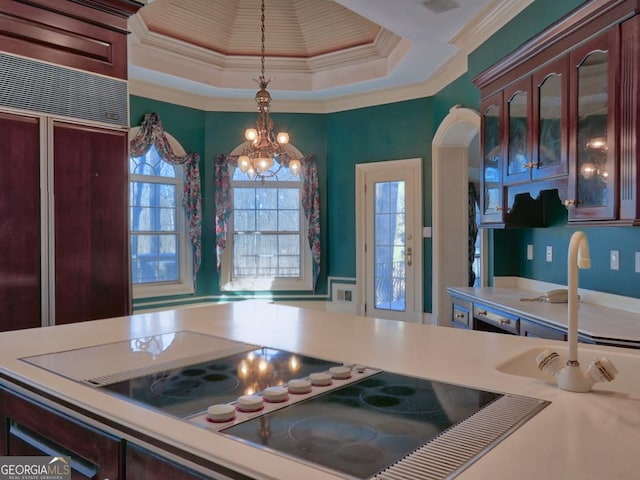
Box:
<box><xmin>527</xmin><ymin>244</ymin><xmax>534</xmax><ymax>260</ymax></box>
<box><xmin>610</xmin><ymin>250</ymin><xmax>620</xmax><ymax>271</ymax></box>
<box><xmin>636</xmin><ymin>252</ymin><xmax>640</xmax><ymax>273</ymax></box>
<box><xmin>545</xmin><ymin>246</ymin><xmax>553</xmax><ymax>262</ymax></box>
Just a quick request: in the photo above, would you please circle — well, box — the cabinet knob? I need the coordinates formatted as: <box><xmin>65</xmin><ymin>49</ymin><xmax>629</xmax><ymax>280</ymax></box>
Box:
<box><xmin>564</xmin><ymin>199</ymin><xmax>580</xmax><ymax>207</ymax></box>
<box><xmin>477</xmin><ymin>309</ymin><xmax>487</xmax><ymax>316</ymax></box>
<box><xmin>455</xmin><ymin>313</ymin><xmax>465</xmax><ymax>319</ymax></box>
<box><xmin>523</xmin><ymin>162</ymin><xmax>537</xmax><ymax>169</ymax></box>
<box><xmin>500</xmin><ymin>318</ymin><xmax>511</xmax><ymax>326</ymax></box>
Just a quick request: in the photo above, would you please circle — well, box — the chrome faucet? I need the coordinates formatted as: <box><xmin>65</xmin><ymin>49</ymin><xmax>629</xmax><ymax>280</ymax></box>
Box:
<box><xmin>536</xmin><ymin>231</ymin><xmax>617</xmax><ymax>392</ymax></box>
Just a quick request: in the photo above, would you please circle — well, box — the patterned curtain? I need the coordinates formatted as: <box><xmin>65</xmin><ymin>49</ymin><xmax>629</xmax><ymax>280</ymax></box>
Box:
<box><xmin>129</xmin><ymin>112</ymin><xmax>202</xmax><ymax>277</ymax></box>
<box><xmin>214</xmin><ymin>154</ymin><xmax>233</xmax><ymax>272</ymax></box>
<box><xmin>468</xmin><ymin>181</ymin><xmax>480</xmax><ymax>287</ymax></box>
<box><xmin>301</xmin><ymin>155</ymin><xmax>321</xmax><ymax>289</ymax></box>
<box><xmin>214</xmin><ymin>154</ymin><xmax>321</xmax><ymax>290</ymax></box>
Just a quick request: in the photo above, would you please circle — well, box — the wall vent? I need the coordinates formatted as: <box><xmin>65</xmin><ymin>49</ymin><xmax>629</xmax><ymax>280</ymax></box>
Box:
<box><xmin>0</xmin><ymin>53</ymin><xmax>128</xmax><ymax>127</ymax></box>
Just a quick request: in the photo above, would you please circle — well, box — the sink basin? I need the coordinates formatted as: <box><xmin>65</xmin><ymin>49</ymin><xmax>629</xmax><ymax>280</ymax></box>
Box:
<box><xmin>496</xmin><ymin>346</ymin><xmax>640</xmax><ymax>395</ymax></box>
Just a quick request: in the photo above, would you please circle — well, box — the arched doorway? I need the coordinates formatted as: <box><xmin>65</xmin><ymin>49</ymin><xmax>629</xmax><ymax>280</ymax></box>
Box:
<box><xmin>431</xmin><ymin>105</ymin><xmax>485</xmax><ymax>326</ymax></box>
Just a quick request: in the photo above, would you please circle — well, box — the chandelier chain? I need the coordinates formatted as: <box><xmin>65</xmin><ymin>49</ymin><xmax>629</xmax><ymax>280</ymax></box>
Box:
<box><xmin>260</xmin><ymin>0</ymin><xmax>266</xmax><ymax>79</ymax></box>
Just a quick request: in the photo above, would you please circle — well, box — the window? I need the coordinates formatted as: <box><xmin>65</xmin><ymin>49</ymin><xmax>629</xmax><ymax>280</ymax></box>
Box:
<box><xmin>129</xmin><ymin>143</ymin><xmax>193</xmax><ymax>297</ymax></box>
<box><xmin>221</xmin><ymin>158</ymin><xmax>312</xmax><ymax>291</ymax></box>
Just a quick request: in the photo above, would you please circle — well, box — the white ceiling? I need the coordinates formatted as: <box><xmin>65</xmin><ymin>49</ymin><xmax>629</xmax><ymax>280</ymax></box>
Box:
<box><xmin>128</xmin><ymin>0</ymin><xmax>533</xmax><ymax>112</ymax></box>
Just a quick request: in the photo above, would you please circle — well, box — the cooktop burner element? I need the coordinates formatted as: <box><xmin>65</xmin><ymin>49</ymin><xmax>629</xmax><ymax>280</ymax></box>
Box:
<box><xmin>100</xmin><ymin>347</ymin><xmax>342</xmax><ymax>418</ymax></box>
<box><xmin>222</xmin><ymin>371</ymin><xmax>548</xmax><ymax>479</ymax></box>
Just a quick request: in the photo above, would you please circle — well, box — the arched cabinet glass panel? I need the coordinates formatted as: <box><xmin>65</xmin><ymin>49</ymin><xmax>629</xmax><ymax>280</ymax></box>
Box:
<box><xmin>480</xmin><ymin>93</ymin><xmax>503</xmax><ymax>223</ymax></box>
<box><xmin>506</xmin><ymin>89</ymin><xmax>529</xmax><ymax>183</ymax></box>
<box><xmin>569</xmin><ymin>30</ymin><xmax>616</xmax><ymax>222</ymax></box>
<box><xmin>577</xmin><ymin>51</ymin><xmax>609</xmax><ymax>208</ymax></box>
<box><xmin>533</xmin><ymin>56</ymin><xmax>569</xmax><ymax>181</ymax></box>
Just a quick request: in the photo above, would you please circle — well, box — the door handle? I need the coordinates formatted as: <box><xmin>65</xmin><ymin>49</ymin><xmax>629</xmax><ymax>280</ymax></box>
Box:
<box><xmin>407</xmin><ymin>247</ymin><xmax>412</xmax><ymax>267</ymax></box>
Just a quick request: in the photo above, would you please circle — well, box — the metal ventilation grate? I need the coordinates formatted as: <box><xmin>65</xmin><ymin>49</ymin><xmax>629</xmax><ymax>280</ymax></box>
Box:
<box><xmin>0</xmin><ymin>53</ymin><xmax>128</xmax><ymax>127</ymax></box>
<box><xmin>374</xmin><ymin>394</ymin><xmax>549</xmax><ymax>480</ymax></box>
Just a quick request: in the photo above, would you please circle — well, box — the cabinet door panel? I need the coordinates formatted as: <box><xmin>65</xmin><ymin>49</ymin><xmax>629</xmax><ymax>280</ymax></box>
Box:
<box><xmin>0</xmin><ymin>113</ymin><xmax>41</xmax><ymax>331</ymax></box>
<box><xmin>504</xmin><ymin>77</ymin><xmax>533</xmax><ymax>185</ymax></box>
<box><xmin>568</xmin><ymin>31</ymin><xmax>618</xmax><ymax>220</ymax></box>
<box><xmin>480</xmin><ymin>92</ymin><xmax>504</xmax><ymax>224</ymax></box>
<box><xmin>127</xmin><ymin>444</ymin><xmax>211</xmax><ymax>480</ymax></box>
<box><xmin>0</xmin><ymin>388</ymin><xmax>121</xmax><ymax>479</ymax></box>
<box><xmin>532</xmin><ymin>56</ymin><xmax>569</xmax><ymax>180</ymax></box>
<box><xmin>53</xmin><ymin>122</ymin><xmax>130</xmax><ymax>324</ymax></box>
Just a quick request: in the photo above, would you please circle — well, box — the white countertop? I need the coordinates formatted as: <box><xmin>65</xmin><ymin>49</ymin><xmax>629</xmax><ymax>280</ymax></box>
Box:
<box><xmin>1</xmin><ymin>300</ymin><xmax>639</xmax><ymax>479</ymax></box>
<box><xmin>448</xmin><ymin>286</ymin><xmax>640</xmax><ymax>343</ymax></box>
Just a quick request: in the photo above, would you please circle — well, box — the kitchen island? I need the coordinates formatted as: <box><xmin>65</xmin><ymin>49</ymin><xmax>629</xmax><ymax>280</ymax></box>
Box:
<box><xmin>1</xmin><ymin>300</ymin><xmax>639</xmax><ymax>479</ymax></box>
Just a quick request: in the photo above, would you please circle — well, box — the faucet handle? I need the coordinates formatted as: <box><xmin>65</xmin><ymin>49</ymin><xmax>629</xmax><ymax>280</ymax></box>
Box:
<box><xmin>587</xmin><ymin>357</ymin><xmax>618</xmax><ymax>383</ymax></box>
<box><xmin>536</xmin><ymin>350</ymin><xmax>563</xmax><ymax>377</ymax></box>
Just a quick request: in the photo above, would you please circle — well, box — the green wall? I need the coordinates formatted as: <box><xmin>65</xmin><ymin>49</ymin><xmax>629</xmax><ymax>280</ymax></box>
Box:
<box><xmin>131</xmin><ymin>0</ymin><xmax>640</xmax><ymax>310</ymax></box>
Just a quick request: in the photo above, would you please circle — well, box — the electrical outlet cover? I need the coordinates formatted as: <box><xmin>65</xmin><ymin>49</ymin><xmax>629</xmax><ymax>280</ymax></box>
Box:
<box><xmin>545</xmin><ymin>246</ymin><xmax>553</xmax><ymax>262</ymax></box>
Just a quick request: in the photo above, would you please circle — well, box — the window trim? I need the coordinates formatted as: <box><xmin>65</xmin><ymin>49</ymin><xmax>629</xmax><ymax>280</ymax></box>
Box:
<box><xmin>128</xmin><ymin>127</ymin><xmax>194</xmax><ymax>299</ymax></box>
<box><xmin>220</xmin><ymin>173</ymin><xmax>313</xmax><ymax>292</ymax></box>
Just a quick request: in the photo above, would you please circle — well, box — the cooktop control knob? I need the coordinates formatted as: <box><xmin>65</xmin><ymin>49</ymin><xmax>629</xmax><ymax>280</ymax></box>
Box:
<box><xmin>237</xmin><ymin>395</ymin><xmax>264</xmax><ymax>412</ymax></box>
<box><xmin>206</xmin><ymin>404</ymin><xmax>236</xmax><ymax>423</ymax></box>
<box><xmin>329</xmin><ymin>366</ymin><xmax>352</xmax><ymax>380</ymax></box>
<box><xmin>309</xmin><ymin>372</ymin><xmax>332</xmax><ymax>386</ymax></box>
<box><xmin>355</xmin><ymin>365</ymin><xmax>366</xmax><ymax>373</ymax></box>
<box><xmin>263</xmin><ymin>386</ymin><xmax>289</xmax><ymax>403</ymax></box>
<box><xmin>288</xmin><ymin>378</ymin><xmax>312</xmax><ymax>394</ymax></box>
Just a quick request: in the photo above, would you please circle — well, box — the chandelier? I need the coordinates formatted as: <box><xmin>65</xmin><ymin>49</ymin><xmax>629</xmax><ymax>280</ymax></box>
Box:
<box><xmin>238</xmin><ymin>0</ymin><xmax>300</xmax><ymax>180</ymax></box>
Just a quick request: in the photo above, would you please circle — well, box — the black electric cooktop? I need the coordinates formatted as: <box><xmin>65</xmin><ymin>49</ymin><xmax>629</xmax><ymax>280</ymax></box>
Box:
<box><xmin>101</xmin><ymin>347</ymin><xmax>342</xmax><ymax>418</ymax></box>
<box><xmin>221</xmin><ymin>371</ymin><xmax>502</xmax><ymax>479</ymax></box>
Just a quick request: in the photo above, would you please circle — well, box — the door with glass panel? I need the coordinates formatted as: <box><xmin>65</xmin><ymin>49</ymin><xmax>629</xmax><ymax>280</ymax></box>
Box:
<box><xmin>361</xmin><ymin>159</ymin><xmax>422</xmax><ymax>322</ymax></box>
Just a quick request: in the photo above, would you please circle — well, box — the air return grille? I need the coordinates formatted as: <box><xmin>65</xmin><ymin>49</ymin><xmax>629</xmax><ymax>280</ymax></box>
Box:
<box><xmin>0</xmin><ymin>53</ymin><xmax>128</xmax><ymax>127</ymax></box>
<box><xmin>375</xmin><ymin>394</ymin><xmax>549</xmax><ymax>479</ymax></box>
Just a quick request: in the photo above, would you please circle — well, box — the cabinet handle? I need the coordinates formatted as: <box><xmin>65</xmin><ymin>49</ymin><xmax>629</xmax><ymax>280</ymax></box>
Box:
<box><xmin>523</xmin><ymin>162</ymin><xmax>536</xmax><ymax>169</ymax></box>
<box><xmin>564</xmin><ymin>199</ymin><xmax>580</xmax><ymax>207</ymax></box>
<box><xmin>477</xmin><ymin>309</ymin><xmax>487</xmax><ymax>316</ymax></box>
<box><xmin>455</xmin><ymin>313</ymin><xmax>465</xmax><ymax>319</ymax></box>
<box><xmin>500</xmin><ymin>318</ymin><xmax>511</xmax><ymax>326</ymax></box>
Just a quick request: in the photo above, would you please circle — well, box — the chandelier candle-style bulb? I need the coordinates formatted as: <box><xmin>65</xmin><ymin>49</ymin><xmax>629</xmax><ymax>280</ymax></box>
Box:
<box><xmin>288</xmin><ymin>158</ymin><xmax>301</xmax><ymax>176</ymax></box>
<box><xmin>277</xmin><ymin>132</ymin><xmax>289</xmax><ymax>144</ymax></box>
<box><xmin>245</xmin><ymin>128</ymin><xmax>258</xmax><ymax>142</ymax></box>
<box><xmin>238</xmin><ymin>155</ymin><xmax>251</xmax><ymax>173</ymax></box>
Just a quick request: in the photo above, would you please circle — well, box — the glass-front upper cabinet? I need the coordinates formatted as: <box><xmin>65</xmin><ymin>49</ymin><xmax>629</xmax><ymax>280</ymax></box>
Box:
<box><xmin>532</xmin><ymin>57</ymin><xmax>568</xmax><ymax>181</ymax></box>
<box><xmin>568</xmin><ymin>32</ymin><xmax>617</xmax><ymax>221</ymax></box>
<box><xmin>504</xmin><ymin>78</ymin><xmax>532</xmax><ymax>185</ymax></box>
<box><xmin>480</xmin><ymin>92</ymin><xmax>504</xmax><ymax>224</ymax></box>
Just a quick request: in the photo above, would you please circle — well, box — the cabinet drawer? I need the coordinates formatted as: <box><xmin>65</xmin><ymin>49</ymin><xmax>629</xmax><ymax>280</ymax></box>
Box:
<box><xmin>473</xmin><ymin>303</ymin><xmax>520</xmax><ymax>334</ymax></box>
<box><xmin>520</xmin><ymin>319</ymin><xmax>566</xmax><ymax>340</ymax></box>
<box><xmin>450</xmin><ymin>296</ymin><xmax>472</xmax><ymax>329</ymax></box>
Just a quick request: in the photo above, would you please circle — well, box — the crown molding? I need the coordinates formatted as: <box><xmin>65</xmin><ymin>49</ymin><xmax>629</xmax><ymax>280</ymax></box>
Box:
<box><xmin>450</xmin><ymin>0</ymin><xmax>534</xmax><ymax>53</ymax></box>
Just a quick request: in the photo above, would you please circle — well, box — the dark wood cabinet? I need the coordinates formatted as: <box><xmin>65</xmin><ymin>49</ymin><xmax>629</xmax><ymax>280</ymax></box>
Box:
<box><xmin>126</xmin><ymin>445</ymin><xmax>211</xmax><ymax>480</ymax></box>
<box><xmin>474</xmin><ymin>0</ymin><xmax>640</xmax><ymax>227</ymax></box>
<box><xmin>53</xmin><ymin>122</ymin><xmax>130</xmax><ymax>324</ymax></box>
<box><xmin>0</xmin><ymin>387</ymin><xmax>122</xmax><ymax>479</ymax></box>
<box><xmin>0</xmin><ymin>113</ymin><xmax>41</xmax><ymax>331</ymax></box>
<box><xmin>0</xmin><ymin>0</ymin><xmax>141</xmax><ymax>329</ymax></box>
